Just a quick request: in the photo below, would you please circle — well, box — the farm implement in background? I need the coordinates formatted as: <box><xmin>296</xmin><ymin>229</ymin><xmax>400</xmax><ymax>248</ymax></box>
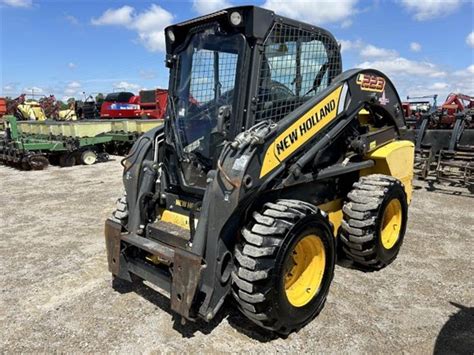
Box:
<box><xmin>0</xmin><ymin>116</ymin><xmax>162</xmax><ymax>170</ymax></box>
<box><xmin>100</xmin><ymin>90</ymin><xmax>168</xmax><ymax>120</ymax></box>
<box><xmin>404</xmin><ymin>93</ymin><xmax>473</xmax><ymax>192</ymax></box>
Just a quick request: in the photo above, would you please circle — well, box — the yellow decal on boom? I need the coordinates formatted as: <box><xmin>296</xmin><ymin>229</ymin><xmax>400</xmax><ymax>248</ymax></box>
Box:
<box><xmin>260</xmin><ymin>85</ymin><xmax>343</xmax><ymax>178</ymax></box>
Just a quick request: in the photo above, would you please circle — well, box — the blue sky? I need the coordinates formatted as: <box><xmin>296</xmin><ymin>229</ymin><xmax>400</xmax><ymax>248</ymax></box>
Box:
<box><xmin>1</xmin><ymin>0</ymin><xmax>473</xmax><ymax>102</ymax></box>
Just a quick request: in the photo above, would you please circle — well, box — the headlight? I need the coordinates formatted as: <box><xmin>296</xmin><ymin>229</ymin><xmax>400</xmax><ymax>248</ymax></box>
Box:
<box><xmin>167</xmin><ymin>30</ymin><xmax>175</xmax><ymax>43</ymax></box>
<box><xmin>230</xmin><ymin>11</ymin><xmax>242</xmax><ymax>26</ymax></box>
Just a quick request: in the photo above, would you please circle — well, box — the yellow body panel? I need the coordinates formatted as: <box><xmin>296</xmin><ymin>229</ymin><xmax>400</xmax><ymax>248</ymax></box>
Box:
<box><xmin>361</xmin><ymin>140</ymin><xmax>415</xmax><ymax>203</ymax></box>
<box><xmin>318</xmin><ymin>199</ymin><xmax>343</xmax><ymax>236</ymax></box>
<box><xmin>159</xmin><ymin>209</ymin><xmax>193</xmax><ymax>230</ymax></box>
<box><xmin>260</xmin><ymin>85</ymin><xmax>343</xmax><ymax>178</ymax></box>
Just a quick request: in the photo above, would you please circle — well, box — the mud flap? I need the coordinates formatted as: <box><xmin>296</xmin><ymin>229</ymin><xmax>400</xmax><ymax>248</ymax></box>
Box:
<box><xmin>171</xmin><ymin>248</ymin><xmax>203</xmax><ymax>320</ymax></box>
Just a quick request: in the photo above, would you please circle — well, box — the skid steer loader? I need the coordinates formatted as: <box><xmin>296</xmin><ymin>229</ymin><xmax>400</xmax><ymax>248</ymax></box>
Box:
<box><xmin>105</xmin><ymin>6</ymin><xmax>414</xmax><ymax>334</ymax></box>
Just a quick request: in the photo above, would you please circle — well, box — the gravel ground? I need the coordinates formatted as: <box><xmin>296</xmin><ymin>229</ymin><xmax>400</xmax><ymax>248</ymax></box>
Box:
<box><xmin>1</xmin><ymin>158</ymin><xmax>473</xmax><ymax>353</ymax></box>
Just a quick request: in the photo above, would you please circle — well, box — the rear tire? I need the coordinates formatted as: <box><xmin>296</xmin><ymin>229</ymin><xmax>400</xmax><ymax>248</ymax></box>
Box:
<box><xmin>59</xmin><ymin>153</ymin><xmax>76</xmax><ymax>167</ymax></box>
<box><xmin>340</xmin><ymin>174</ymin><xmax>408</xmax><ymax>269</ymax></box>
<box><xmin>81</xmin><ymin>150</ymin><xmax>97</xmax><ymax>165</ymax></box>
<box><xmin>232</xmin><ymin>199</ymin><xmax>336</xmax><ymax>334</ymax></box>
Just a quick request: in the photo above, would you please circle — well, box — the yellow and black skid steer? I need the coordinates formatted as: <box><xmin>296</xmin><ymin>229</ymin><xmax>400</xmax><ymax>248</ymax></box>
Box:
<box><xmin>105</xmin><ymin>6</ymin><xmax>414</xmax><ymax>334</ymax></box>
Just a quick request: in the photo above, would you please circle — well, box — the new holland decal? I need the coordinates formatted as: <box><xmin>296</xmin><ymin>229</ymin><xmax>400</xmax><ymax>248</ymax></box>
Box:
<box><xmin>356</xmin><ymin>73</ymin><xmax>386</xmax><ymax>92</ymax></box>
<box><xmin>260</xmin><ymin>85</ymin><xmax>344</xmax><ymax>178</ymax></box>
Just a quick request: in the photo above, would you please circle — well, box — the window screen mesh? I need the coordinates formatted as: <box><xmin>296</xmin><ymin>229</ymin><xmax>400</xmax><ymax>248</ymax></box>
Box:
<box><xmin>255</xmin><ymin>23</ymin><xmax>336</xmax><ymax>123</ymax></box>
<box><xmin>190</xmin><ymin>50</ymin><xmax>238</xmax><ymax>105</ymax></box>
<box><xmin>177</xmin><ymin>47</ymin><xmax>238</xmax><ymax>148</ymax></box>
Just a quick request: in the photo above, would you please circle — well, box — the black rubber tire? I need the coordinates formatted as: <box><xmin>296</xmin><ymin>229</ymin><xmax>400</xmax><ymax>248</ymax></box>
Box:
<box><xmin>232</xmin><ymin>199</ymin><xmax>336</xmax><ymax>334</ymax></box>
<box><xmin>468</xmin><ymin>184</ymin><xmax>474</xmax><ymax>194</ymax></box>
<box><xmin>80</xmin><ymin>150</ymin><xmax>97</xmax><ymax>165</ymax></box>
<box><xmin>340</xmin><ymin>174</ymin><xmax>408</xmax><ymax>269</ymax></box>
<box><xmin>29</xmin><ymin>155</ymin><xmax>49</xmax><ymax>170</ymax></box>
<box><xmin>59</xmin><ymin>153</ymin><xmax>76</xmax><ymax>167</ymax></box>
<box><xmin>112</xmin><ymin>192</ymin><xmax>128</xmax><ymax>227</ymax></box>
<box><xmin>21</xmin><ymin>157</ymin><xmax>31</xmax><ymax>170</ymax></box>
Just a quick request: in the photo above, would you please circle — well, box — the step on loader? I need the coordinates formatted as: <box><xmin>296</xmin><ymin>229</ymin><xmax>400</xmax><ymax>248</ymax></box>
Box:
<box><xmin>105</xmin><ymin>6</ymin><xmax>414</xmax><ymax>334</ymax></box>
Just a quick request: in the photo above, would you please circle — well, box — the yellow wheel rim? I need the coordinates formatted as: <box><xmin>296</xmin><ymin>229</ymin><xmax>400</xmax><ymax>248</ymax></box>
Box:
<box><xmin>380</xmin><ymin>199</ymin><xmax>402</xmax><ymax>249</ymax></box>
<box><xmin>284</xmin><ymin>234</ymin><xmax>326</xmax><ymax>307</ymax></box>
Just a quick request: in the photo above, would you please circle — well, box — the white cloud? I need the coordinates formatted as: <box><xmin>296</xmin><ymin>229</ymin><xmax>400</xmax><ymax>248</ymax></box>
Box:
<box><xmin>400</xmin><ymin>0</ymin><xmax>462</xmax><ymax>21</ymax></box>
<box><xmin>453</xmin><ymin>64</ymin><xmax>474</xmax><ymax>79</ymax></box>
<box><xmin>262</xmin><ymin>0</ymin><xmax>358</xmax><ymax>25</ymax></box>
<box><xmin>339</xmin><ymin>40</ymin><xmax>398</xmax><ymax>59</ymax></box>
<box><xmin>429</xmin><ymin>82</ymin><xmax>448</xmax><ymax>90</ymax></box>
<box><xmin>139</xmin><ymin>69</ymin><xmax>157</xmax><ymax>80</ymax></box>
<box><xmin>359</xmin><ymin>60</ymin><xmax>473</xmax><ymax>98</ymax></box>
<box><xmin>339</xmin><ymin>38</ymin><xmax>472</xmax><ymax>98</ymax></box>
<box><xmin>91</xmin><ymin>4</ymin><xmax>173</xmax><ymax>52</ymax></box>
<box><xmin>132</xmin><ymin>5</ymin><xmax>174</xmax><ymax>52</ymax></box>
<box><xmin>23</xmin><ymin>86</ymin><xmax>44</xmax><ymax>94</ymax></box>
<box><xmin>410</xmin><ymin>42</ymin><xmax>421</xmax><ymax>52</ymax></box>
<box><xmin>192</xmin><ymin>0</ymin><xmax>232</xmax><ymax>15</ymax></box>
<box><xmin>114</xmin><ymin>81</ymin><xmax>140</xmax><ymax>91</ymax></box>
<box><xmin>68</xmin><ymin>62</ymin><xmax>76</xmax><ymax>69</ymax></box>
<box><xmin>65</xmin><ymin>15</ymin><xmax>79</xmax><ymax>25</ymax></box>
<box><xmin>357</xmin><ymin>57</ymin><xmax>446</xmax><ymax>78</ymax></box>
<box><xmin>449</xmin><ymin>65</ymin><xmax>474</xmax><ymax>95</ymax></box>
<box><xmin>91</xmin><ymin>5</ymin><xmax>134</xmax><ymax>26</ymax></box>
<box><xmin>340</xmin><ymin>19</ymin><xmax>353</xmax><ymax>29</ymax></box>
<box><xmin>2</xmin><ymin>83</ymin><xmax>18</xmax><ymax>95</ymax></box>
<box><xmin>338</xmin><ymin>39</ymin><xmax>363</xmax><ymax>53</ymax></box>
<box><xmin>360</xmin><ymin>44</ymin><xmax>398</xmax><ymax>59</ymax></box>
<box><xmin>64</xmin><ymin>81</ymin><xmax>81</xmax><ymax>96</ymax></box>
<box><xmin>68</xmin><ymin>81</ymin><xmax>81</xmax><ymax>89</ymax></box>
<box><xmin>1</xmin><ymin>0</ymin><xmax>32</xmax><ymax>8</ymax></box>
<box><xmin>466</xmin><ymin>32</ymin><xmax>474</xmax><ymax>48</ymax></box>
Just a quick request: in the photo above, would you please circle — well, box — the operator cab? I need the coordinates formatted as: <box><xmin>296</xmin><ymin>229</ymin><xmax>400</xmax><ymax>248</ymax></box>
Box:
<box><xmin>163</xmin><ymin>6</ymin><xmax>342</xmax><ymax>191</ymax></box>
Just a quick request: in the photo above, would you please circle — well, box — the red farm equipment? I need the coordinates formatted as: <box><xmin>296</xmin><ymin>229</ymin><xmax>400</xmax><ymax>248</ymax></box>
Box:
<box><xmin>99</xmin><ymin>90</ymin><xmax>167</xmax><ymax>119</ymax></box>
<box><xmin>138</xmin><ymin>89</ymin><xmax>168</xmax><ymax>119</ymax></box>
<box><xmin>405</xmin><ymin>93</ymin><xmax>474</xmax><ymax>192</ymax></box>
<box><xmin>100</xmin><ymin>92</ymin><xmax>142</xmax><ymax>119</ymax></box>
<box><xmin>0</xmin><ymin>98</ymin><xmax>6</xmax><ymax>118</ymax></box>
<box><xmin>403</xmin><ymin>95</ymin><xmax>438</xmax><ymax>129</ymax></box>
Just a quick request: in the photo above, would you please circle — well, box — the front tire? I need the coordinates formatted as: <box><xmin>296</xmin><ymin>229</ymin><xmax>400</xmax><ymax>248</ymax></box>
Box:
<box><xmin>111</xmin><ymin>192</ymin><xmax>128</xmax><ymax>228</ymax></box>
<box><xmin>232</xmin><ymin>199</ymin><xmax>336</xmax><ymax>334</ymax></box>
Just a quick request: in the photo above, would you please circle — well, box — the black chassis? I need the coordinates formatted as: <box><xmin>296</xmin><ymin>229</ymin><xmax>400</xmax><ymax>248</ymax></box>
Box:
<box><xmin>105</xmin><ymin>6</ymin><xmax>406</xmax><ymax>323</ymax></box>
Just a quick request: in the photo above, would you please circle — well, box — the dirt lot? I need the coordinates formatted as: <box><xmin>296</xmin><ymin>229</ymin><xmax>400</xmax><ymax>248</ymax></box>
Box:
<box><xmin>1</xmin><ymin>158</ymin><xmax>473</xmax><ymax>353</ymax></box>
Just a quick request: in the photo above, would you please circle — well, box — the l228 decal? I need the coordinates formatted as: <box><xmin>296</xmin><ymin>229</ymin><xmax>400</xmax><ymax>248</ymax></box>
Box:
<box><xmin>356</xmin><ymin>74</ymin><xmax>386</xmax><ymax>93</ymax></box>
